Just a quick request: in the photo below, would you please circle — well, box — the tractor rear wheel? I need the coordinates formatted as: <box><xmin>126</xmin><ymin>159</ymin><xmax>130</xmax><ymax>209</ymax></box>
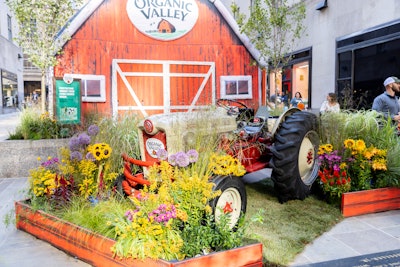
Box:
<box><xmin>209</xmin><ymin>176</ymin><xmax>247</xmax><ymax>229</ymax></box>
<box><xmin>270</xmin><ymin>111</ymin><xmax>319</xmax><ymax>203</ymax></box>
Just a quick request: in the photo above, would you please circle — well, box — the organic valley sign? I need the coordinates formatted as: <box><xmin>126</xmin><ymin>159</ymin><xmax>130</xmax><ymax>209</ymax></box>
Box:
<box><xmin>126</xmin><ymin>0</ymin><xmax>199</xmax><ymax>41</ymax></box>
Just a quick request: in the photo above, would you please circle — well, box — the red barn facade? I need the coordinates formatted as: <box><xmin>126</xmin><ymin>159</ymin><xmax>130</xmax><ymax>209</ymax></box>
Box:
<box><xmin>54</xmin><ymin>0</ymin><xmax>265</xmax><ymax>118</ymax></box>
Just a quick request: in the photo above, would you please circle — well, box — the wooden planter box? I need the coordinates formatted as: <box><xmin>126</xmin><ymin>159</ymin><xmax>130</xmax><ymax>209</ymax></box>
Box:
<box><xmin>341</xmin><ymin>187</ymin><xmax>400</xmax><ymax>217</ymax></box>
<box><xmin>15</xmin><ymin>201</ymin><xmax>263</xmax><ymax>267</ymax></box>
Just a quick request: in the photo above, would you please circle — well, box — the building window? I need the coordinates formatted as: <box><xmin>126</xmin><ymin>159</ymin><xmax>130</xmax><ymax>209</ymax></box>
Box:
<box><xmin>7</xmin><ymin>15</ymin><xmax>12</xmax><ymax>40</ymax></box>
<box><xmin>220</xmin><ymin>75</ymin><xmax>252</xmax><ymax>99</ymax></box>
<box><xmin>67</xmin><ymin>74</ymin><xmax>106</xmax><ymax>102</ymax></box>
<box><xmin>336</xmin><ymin>19</ymin><xmax>400</xmax><ymax>110</ymax></box>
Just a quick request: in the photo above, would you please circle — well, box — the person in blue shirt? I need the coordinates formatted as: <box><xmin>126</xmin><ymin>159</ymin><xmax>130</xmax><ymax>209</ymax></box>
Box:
<box><xmin>290</xmin><ymin>92</ymin><xmax>303</xmax><ymax>108</ymax></box>
<box><xmin>372</xmin><ymin>76</ymin><xmax>400</xmax><ymax>122</ymax></box>
<box><xmin>280</xmin><ymin>91</ymin><xmax>289</xmax><ymax>107</ymax></box>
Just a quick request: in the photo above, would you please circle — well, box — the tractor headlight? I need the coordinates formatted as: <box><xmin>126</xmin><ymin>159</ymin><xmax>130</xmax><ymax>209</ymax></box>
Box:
<box><xmin>143</xmin><ymin>119</ymin><xmax>158</xmax><ymax>135</ymax></box>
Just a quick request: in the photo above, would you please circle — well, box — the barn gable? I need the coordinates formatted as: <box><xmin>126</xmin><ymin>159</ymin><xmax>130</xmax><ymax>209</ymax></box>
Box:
<box><xmin>54</xmin><ymin>0</ymin><xmax>264</xmax><ymax>118</ymax></box>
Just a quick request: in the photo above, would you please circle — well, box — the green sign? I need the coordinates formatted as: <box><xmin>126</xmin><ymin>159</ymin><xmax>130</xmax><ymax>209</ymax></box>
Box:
<box><xmin>56</xmin><ymin>79</ymin><xmax>81</xmax><ymax>124</ymax></box>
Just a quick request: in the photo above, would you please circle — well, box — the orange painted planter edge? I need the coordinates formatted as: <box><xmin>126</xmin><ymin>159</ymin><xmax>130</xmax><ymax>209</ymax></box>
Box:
<box><xmin>15</xmin><ymin>200</ymin><xmax>263</xmax><ymax>267</ymax></box>
<box><xmin>341</xmin><ymin>187</ymin><xmax>400</xmax><ymax>217</ymax></box>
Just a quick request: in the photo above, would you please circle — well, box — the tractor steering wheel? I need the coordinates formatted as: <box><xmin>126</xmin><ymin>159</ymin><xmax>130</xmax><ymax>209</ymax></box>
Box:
<box><xmin>216</xmin><ymin>99</ymin><xmax>248</xmax><ymax>116</ymax></box>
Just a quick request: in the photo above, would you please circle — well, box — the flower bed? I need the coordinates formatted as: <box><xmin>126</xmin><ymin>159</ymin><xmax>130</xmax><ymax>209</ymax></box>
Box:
<box><xmin>15</xmin><ymin>200</ymin><xmax>263</xmax><ymax>267</ymax></box>
<box><xmin>341</xmin><ymin>187</ymin><xmax>400</xmax><ymax>217</ymax></box>
<box><xmin>21</xmin><ymin>123</ymin><xmax>264</xmax><ymax>265</ymax></box>
<box><xmin>317</xmin><ymin>139</ymin><xmax>389</xmax><ymax>204</ymax></box>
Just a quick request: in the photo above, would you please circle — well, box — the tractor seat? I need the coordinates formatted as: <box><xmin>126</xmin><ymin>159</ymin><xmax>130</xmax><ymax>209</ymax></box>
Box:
<box><xmin>243</xmin><ymin>106</ymin><xmax>269</xmax><ymax>134</ymax></box>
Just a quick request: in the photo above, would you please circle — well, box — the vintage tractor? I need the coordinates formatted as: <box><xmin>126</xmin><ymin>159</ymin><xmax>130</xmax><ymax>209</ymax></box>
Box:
<box><xmin>118</xmin><ymin>99</ymin><xmax>320</xmax><ymax>226</ymax></box>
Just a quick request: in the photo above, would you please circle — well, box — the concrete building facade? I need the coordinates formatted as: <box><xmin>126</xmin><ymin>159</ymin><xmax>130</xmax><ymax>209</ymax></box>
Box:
<box><xmin>0</xmin><ymin>0</ymin><xmax>23</xmax><ymax>111</ymax></box>
<box><xmin>221</xmin><ymin>0</ymin><xmax>400</xmax><ymax>110</ymax></box>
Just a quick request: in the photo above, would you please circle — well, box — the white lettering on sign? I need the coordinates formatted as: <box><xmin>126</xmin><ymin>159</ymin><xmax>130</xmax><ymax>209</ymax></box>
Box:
<box><xmin>145</xmin><ymin>138</ymin><xmax>165</xmax><ymax>158</ymax></box>
<box><xmin>59</xmin><ymin>87</ymin><xmax>75</xmax><ymax>99</ymax></box>
<box><xmin>126</xmin><ymin>0</ymin><xmax>199</xmax><ymax>41</ymax></box>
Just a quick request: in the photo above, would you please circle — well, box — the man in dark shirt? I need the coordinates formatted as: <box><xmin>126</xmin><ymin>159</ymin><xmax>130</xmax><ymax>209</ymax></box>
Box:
<box><xmin>372</xmin><ymin>76</ymin><xmax>400</xmax><ymax>122</ymax></box>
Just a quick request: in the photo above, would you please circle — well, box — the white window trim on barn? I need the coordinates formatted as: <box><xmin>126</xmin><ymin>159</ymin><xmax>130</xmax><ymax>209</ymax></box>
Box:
<box><xmin>65</xmin><ymin>74</ymin><xmax>106</xmax><ymax>102</ymax></box>
<box><xmin>112</xmin><ymin>59</ymin><xmax>216</xmax><ymax>117</ymax></box>
<box><xmin>220</xmin><ymin>75</ymin><xmax>253</xmax><ymax>99</ymax></box>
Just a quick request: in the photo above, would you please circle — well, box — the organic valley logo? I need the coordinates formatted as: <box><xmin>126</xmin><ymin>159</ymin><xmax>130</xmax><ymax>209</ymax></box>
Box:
<box><xmin>126</xmin><ymin>0</ymin><xmax>199</xmax><ymax>41</ymax></box>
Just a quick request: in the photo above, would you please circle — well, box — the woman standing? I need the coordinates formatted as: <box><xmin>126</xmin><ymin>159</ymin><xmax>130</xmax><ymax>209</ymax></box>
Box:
<box><xmin>290</xmin><ymin>92</ymin><xmax>303</xmax><ymax>108</ymax></box>
<box><xmin>320</xmin><ymin>93</ymin><xmax>340</xmax><ymax>114</ymax></box>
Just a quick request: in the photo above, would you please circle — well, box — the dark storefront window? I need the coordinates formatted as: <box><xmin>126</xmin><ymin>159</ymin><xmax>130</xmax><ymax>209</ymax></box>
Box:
<box><xmin>1</xmin><ymin>70</ymin><xmax>18</xmax><ymax>107</ymax></box>
<box><xmin>337</xmin><ymin>20</ymin><xmax>400</xmax><ymax>110</ymax></box>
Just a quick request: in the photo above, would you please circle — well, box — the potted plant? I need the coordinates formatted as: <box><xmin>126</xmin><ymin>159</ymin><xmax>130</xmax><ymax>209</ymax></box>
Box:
<box><xmin>318</xmin><ymin>110</ymin><xmax>400</xmax><ymax>216</ymax></box>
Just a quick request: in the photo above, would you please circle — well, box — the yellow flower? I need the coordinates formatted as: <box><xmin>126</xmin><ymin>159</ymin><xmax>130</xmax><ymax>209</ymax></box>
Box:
<box><xmin>204</xmin><ymin>205</ymin><xmax>212</xmax><ymax>214</ymax></box>
<box><xmin>339</xmin><ymin>162</ymin><xmax>347</xmax><ymax>169</ymax></box>
<box><xmin>208</xmin><ymin>153</ymin><xmax>246</xmax><ymax>176</ymax></box>
<box><xmin>363</xmin><ymin>150</ymin><xmax>374</xmax><ymax>160</ymax></box>
<box><xmin>372</xmin><ymin>158</ymin><xmax>387</xmax><ymax>171</ymax></box>
<box><xmin>88</xmin><ymin>143</ymin><xmax>112</xmax><ymax>161</ymax></box>
<box><xmin>344</xmin><ymin>139</ymin><xmax>355</xmax><ymax>149</ymax></box>
<box><xmin>355</xmin><ymin>139</ymin><xmax>366</xmax><ymax>152</ymax></box>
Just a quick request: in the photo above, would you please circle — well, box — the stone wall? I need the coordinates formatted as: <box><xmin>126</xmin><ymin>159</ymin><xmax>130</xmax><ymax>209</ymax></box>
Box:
<box><xmin>0</xmin><ymin>139</ymin><xmax>69</xmax><ymax>178</ymax></box>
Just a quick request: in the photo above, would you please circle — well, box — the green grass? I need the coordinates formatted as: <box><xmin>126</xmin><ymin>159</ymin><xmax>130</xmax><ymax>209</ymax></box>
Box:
<box><xmin>244</xmin><ymin>180</ymin><xmax>343</xmax><ymax>266</ymax></box>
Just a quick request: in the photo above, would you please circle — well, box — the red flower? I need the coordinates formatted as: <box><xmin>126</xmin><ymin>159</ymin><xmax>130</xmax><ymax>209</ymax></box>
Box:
<box><xmin>333</xmin><ymin>169</ymin><xmax>340</xmax><ymax>177</ymax></box>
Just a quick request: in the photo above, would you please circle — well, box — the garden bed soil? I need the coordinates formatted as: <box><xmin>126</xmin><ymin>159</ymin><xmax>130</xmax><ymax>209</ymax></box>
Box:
<box><xmin>15</xmin><ymin>200</ymin><xmax>263</xmax><ymax>267</ymax></box>
<box><xmin>341</xmin><ymin>187</ymin><xmax>400</xmax><ymax>217</ymax></box>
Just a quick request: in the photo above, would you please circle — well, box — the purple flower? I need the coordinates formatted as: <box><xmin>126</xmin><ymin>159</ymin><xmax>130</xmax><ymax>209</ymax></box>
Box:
<box><xmin>168</xmin><ymin>153</ymin><xmax>177</xmax><ymax>166</ymax></box>
<box><xmin>333</xmin><ymin>164</ymin><xmax>340</xmax><ymax>172</ymax></box>
<box><xmin>148</xmin><ymin>204</ymin><xmax>177</xmax><ymax>225</ymax></box>
<box><xmin>41</xmin><ymin>157</ymin><xmax>59</xmax><ymax>167</ymax></box>
<box><xmin>87</xmin><ymin>124</ymin><xmax>99</xmax><ymax>136</ymax></box>
<box><xmin>86</xmin><ymin>152</ymin><xmax>96</xmax><ymax>161</ymax></box>
<box><xmin>124</xmin><ymin>210</ymin><xmax>135</xmax><ymax>222</ymax></box>
<box><xmin>70</xmin><ymin>151</ymin><xmax>83</xmax><ymax>161</ymax></box>
<box><xmin>175</xmin><ymin>152</ymin><xmax>190</xmax><ymax>167</ymax></box>
<box><xmin>156</xmin><ymin>149</ymin><xmax>168</xmax><ymax>161</ymax></box>
<box><xmin>41</xmin><ymin>158</ymin><xmax>59</xmax><ymax>171</ymax></box>
<box><xmin>69</xmin><ymin>136</ymin><xmax>80</xmax><ymax>151</ymax></box>
<box><xmin>78</xmin><ymin>133</ymin><xmax>91</xmax><ymax>146</ymax></box>
<box><xmin>186</xmin><ymin>149</ymin><xmax>199</xmax><ymax>163</ymax></box>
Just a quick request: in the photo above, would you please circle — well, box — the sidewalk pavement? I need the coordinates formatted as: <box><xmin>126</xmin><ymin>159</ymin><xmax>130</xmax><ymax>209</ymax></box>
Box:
<box><xmin>0</xmin><ymin>177</ymin><xmax>90</xmax><ymax>267</ymax></box>
<box><xmin>2</xmin><ymin>109</ymin><xmax>400</xmax><ymax>266</ymax></box>
<box><xmin>0</xmin><ymin>109</ymin><xmax>20</xmax><ymax>141</ymax></box>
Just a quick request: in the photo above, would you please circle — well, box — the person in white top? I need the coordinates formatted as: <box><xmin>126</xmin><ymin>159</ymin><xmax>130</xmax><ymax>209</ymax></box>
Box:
<box><xmin>320</xmin><ymin>93</ymin><xmax>340</xmax><ymax>114</ymax></box>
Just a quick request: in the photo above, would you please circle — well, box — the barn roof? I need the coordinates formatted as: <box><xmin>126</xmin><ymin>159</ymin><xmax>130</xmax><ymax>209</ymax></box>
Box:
<box><xmin>56</xmin><ymin>0</ymin><xmax>266</xmax><ymax>67</ymax></box>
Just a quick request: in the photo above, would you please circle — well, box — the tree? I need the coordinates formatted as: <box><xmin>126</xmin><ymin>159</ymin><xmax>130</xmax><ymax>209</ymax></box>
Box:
<box><xmin>6</xmin><ymin>0</ymin><xmax>80</xmax><ymax>112</ymax></box>
<box><xmin>232</xmin><ymin>0</ymin><xmax>306</xmax><ymax>102</ymax></box>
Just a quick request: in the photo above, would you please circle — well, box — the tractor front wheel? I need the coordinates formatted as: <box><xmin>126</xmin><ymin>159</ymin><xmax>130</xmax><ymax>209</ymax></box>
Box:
<box><xmin>270</xmin><ymin>111</ymin><xmax>320</xmax><ymax>203</ymax></box>
<box><xmin>209</xmin><ymin>176</ymin><xmax>247</xmax><ymax>229</ymax></box>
